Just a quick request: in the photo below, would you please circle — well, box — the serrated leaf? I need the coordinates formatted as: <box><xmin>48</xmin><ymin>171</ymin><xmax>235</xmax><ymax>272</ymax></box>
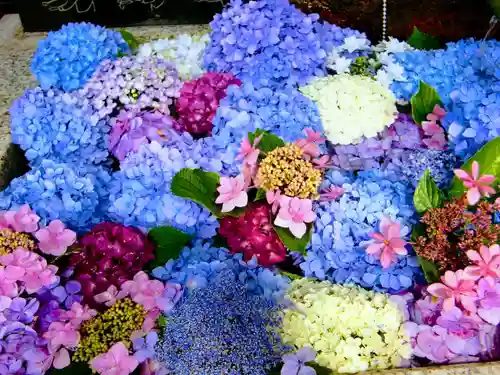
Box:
<box><xmin>407</xmin><ymin>26</ymin><xmax>441</xmax><ymax>51</ymax></box>
<box><xmin>413</xmin><ymin>170</ymin><xmax>443</xmax><ymax>213</ymax></box>
<box><xmin>418</xmin><ymin>256</ymin><xmax>441</xmax><ymax>283</ymax></box>
<box><xmin>274</xmin><ymin>224</ymin><xmax>312</xmax><ymax>254</ymax></box>
<box><xmin>255</xmin><ymin>189</ymin><xmax>267</xmax><ymax>201</ymax></box>
<box><xmin>449</xmin><ymin>137</ymin><xmax>500</xmax><ymax>198</ymax></box>
<box><xmin>410</xmin><ymin>81</ymin><xmax>443</xmax><ymax>125</ymax></box>
<box><xmin>148</xmin><ymin>226</ymin><xmax>193</xmax><ymax>269</ymax></box>
<box><xmin>171</xmin><ymin>168</ymin><xmax>221</xmax><ymax>216</ymax></box>
<box><xmin>119</xmin><ymin>29</ymin><xmax>141</xmax><ymax>52</ymax></box>
<box><xmin>248</xmin><ymin>129</ymin><xmax>285</xmax><ymax>153</ymax></box>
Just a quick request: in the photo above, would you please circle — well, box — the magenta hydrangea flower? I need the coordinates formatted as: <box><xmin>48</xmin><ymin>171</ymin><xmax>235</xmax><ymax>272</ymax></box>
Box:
<box><xmin>176</xmin><ymin>72</ymin><xmax>241</xmax><ymax>136</ymax></box>
<box><xmin>35</xmin><ymin>220</ymin><xmax>77</xmax><ymax>257</ymax></box>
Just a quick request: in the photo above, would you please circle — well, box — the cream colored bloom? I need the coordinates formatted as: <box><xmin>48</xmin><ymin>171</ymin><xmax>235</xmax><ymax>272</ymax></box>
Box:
<box><xmin>300</xmin><ymin>75</ymin><xmax>397</xmax><ymax>145</ymax></box>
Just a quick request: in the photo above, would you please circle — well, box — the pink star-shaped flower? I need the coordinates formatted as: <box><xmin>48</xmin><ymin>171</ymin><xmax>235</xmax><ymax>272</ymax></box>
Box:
<box><xmin>454</xmin><ymin>161</ymin><xmax>495</xmax><ymax>205</ymax></box>
<box><xmin>464</xmin><ymin>244</ymin><xmax>500</xmax><ymax>280</ymax></box>
<box><xmin>427</xmin><ymin>270</ymin><xmax>478</xmax><ymax>312</ymax></box>
<box><xmin>365</xmin><ymin>216</ymin><xmax>407</xmax><ymax>268</ymax></box>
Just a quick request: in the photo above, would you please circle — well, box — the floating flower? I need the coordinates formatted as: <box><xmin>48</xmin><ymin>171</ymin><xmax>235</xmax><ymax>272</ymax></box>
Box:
<box><xmin>281</xmin><ymin>347</ymin><xmax>317</xmax><ymax>375</ymax></box>
<box><xmin>275</xmin><ymin>197</ymin><xmax>315</xmax><ymax>239</ymax></box>
<box><xmin>427</xmin><ymin>270</ymin><xmax>477</xmax><ymax>312</ymax></box>
<box><xmin>90</xmin><ymin>342</ymin><xmax>139</xmax><ymax>375</ymax></box>
<box><xmin>215</xmin><ymin>175</ymin><xmax>248</xmax><ymax>213</ymax></box>
<box><xmin>465</xmin><ymin>244</ymin><xmax>500</xmax><ymax>280</ymax></box>
<box><xmin>35</xmin><ymin>220</ymin><xmax>76</xmax><ymax>257</ymax></box>
<box><xmin>365</xmin><ymin>217</ymin><xmax>408</xmax><ymax>269</ymax></box>
<box><xmin>454</xmin><ymin>161</ymin><xmax>496</xmax><ymax>205</ymax></box>
<box><xmin>0</xmin><ymin>204</ymin><xmax>40</xmax><ymax>234</ymax></box>
<box><xmin>62</xmin><ymin>302</ymin><xmax>97</xmax><ymax>327</ymax></box>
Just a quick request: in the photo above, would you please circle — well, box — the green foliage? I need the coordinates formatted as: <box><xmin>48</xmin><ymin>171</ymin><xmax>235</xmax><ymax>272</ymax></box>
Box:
<box><xmin>449</xmin><ymin>137</ymin><xmax>500</xmax><ymax>197</ymax></box>
<box><xmin>418</xmin><ymin>256</ymin><xmax>441</xmax><ymax>283</ymax></box>
<box><xmin>274</xmin><ymin>224</ymin><xmax>312</xmax><ymax>254</ymax></box>
<box><xmin>410</xmin><ymin>81</ymin><xmax>443</xmax><ymax>125</ymax></box>
<box><xmin>407</xmin><ymin>26</ymin><xmax>441</xmax><ymax>50</ymax></box>
<box><xmin>413</xmin><ymin>170</ymin><xmax>443</xmax><ymax>214</ymax></box>
<box><xmin>148</xmin><ymin>226</ymin><xmax>193</xmax><ymax>269</ymax></box>
<box><xmin>248</xmin><ymin>129</ymin><xmax>285</xmax><ymax>153</ymax></box>
<box><xmin>119</xmin><ymin>29</ymin><xmax>141</xmax><ymax>53</ymax></box>
<box><xmin>255</xmin><ymin>189</ymin><xmax>267</xmax><ymax>201</ymax></box>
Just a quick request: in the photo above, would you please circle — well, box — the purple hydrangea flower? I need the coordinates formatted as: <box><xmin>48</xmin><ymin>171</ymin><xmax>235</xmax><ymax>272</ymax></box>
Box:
<box><xmin>133</xmin><ymin>332</ymin><xmax>158</xmax><ymax>363</ymax></box>
<box><xmin>51</xmin><ymin>280</ymin><xmax>83</xmax><ymax>310</ymax></box>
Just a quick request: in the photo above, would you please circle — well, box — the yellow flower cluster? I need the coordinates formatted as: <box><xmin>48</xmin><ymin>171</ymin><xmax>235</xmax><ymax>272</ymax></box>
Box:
<box><xmin>282</xmin><ymin>278</ymin><xmax>412</xmax><ymax>374</ymax></box>
<box><xmin>0</xmin><ymin>228</ymin><xmax>36</xmax><ymax>256</ymax></box>
<box><xmin>256</xmin><ymin>144</ymin><xmax>322</xmax><ymax>199</ymax></box>
<box><xmin>73</xmin><ymin>298</ymin><xmax>145</xmax><ymax>363</ymax></box>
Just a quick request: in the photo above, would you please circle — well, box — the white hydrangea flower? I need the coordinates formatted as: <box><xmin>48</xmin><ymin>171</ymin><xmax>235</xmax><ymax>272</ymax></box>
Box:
<box><xmin>331</xmin><ymin>56</ymin><xmax>352</xmax><ymax>74</ymax></box>
<box><xmin>300</xmin><ymin>74</ymin><xmax>397</xmax><ymax>145</ymax></box>
<box><xmin>137</xmin><ymin>33</ymin><xmax>210</xmax><ymax>80</ymax></box>
<box><xmin>282</xmin><ymin>279</ymin><xmax>412</xmax><ymax>374</ymax></box>
<box><xmin>342</xmin><ymin>35</ymin><xmax>371</xmax><ymax>53</ymax></box>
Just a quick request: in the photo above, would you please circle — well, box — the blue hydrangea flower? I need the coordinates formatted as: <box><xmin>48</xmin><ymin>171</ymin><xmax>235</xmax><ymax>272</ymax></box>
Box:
<box><xmin>10</xmin><ymin>87</ymin><xmax>110</xmax><ymax>167</ymax></box>
<box><xmin>31</xmin><ymin>22</ymin><xmax>129</xmax><ymax>92</ymax></box>
<box><xmin>0</xmin><ymin>160</ymin><xmax>111</xmax><ymax>233</ymax></box>
<box><xmin>107</xmin><ymin>131</ymin><xmax>226</xmax><ymax>236</ymax></box>
<box><xmin>391</xmin><ymin>39</ymin><xmax>500</xmax><ymax>159</ymax></box>
<box><xmin>300</xmin><ymin>169</ymin><xmax>424</xmax><ymax>293</ymax></box>
<box><xmin>152</xmin><ymin>239</ymin><xmax>290</xmax><ymax>300</ymax></box>
<box><xmin>211</xmin><ymin>81</ymin><xmax>323</xmax><ymax>174</ymax></box>
<box><xmin>204</xmin><ymin>0</ymin><xmax>366</xmax><ymax>87</ymax></box>
<box><xmin>155</xmin><ymin>269</ymin><xmax>284</xmax><ymax>375</ymax></box>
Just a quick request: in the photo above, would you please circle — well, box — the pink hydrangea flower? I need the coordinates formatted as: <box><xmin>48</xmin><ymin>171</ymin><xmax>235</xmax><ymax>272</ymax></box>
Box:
<box><xmin>215</xmin><ymin>175</ymin><xmax>248</xmax><ymax>213</ymax></box>
<box><xmin>120</xmin><ymin>271</ymin><xmax>166</xmax><ymax>311</ymax></box>
<box><xmin>0</xmin><ymin>265</ymin><xmax>24</xmax><ymax>297</ymax></box>
<box><xmin>464</xmin><ymin>244</ymin><xmax>500</xmax><ymax>280</ymax></box>
<box><xmin>365</xmin><ymin>216</ymin><xmax>407</xmax><ymax>268</ymax></box>
<box><xmin>436</xmin><ymin>307</ymin><xmax>481</xmax><ymax>341</ymax></box>
<box><xmin>427</xmin><ymin>104</ymin><xmax>447</xmax><ymax>122</ymax></box>
<box><xmin>35</xmin><ymin>220</ymin><xmax>77</xmax><ymax>256</ymax></box>
<box><xmin>412</xmin><ymin>295</ymin><xmax>443</xmax><ymax>326</ymax></box>
<box><xmin>0</xmin><ymin>204</ymin><xmax>40</xmax><ymax>233</ymax></box>
<box><xmin>236</xmin><ymin>134</ymin><xmax>262</xmax><ymax>162</ymax></box>
<box><xmin>476</xmin><ymin>278</ymin><xmax>500</xmax><ymax>325</ymax></box>
<box><xmin>266</xmin><ymin>189</ymin><xmax>282</xmax><ymax>215</ymax></box>
<box><xmin>319</xmin><ymin>186</ymin><xmax>344</xmax><ymax>202</ymax></box>
<box><xmin>44</xmin><ymin>322</ymin><xmax>80</xmax><ymax>353</ymax></box>
<box><xmin>413</xmin><ymin>325</ymin><xmax>454</xmax><ymax>363</ymax></box>
<box><xmin>293</xmin><ymin>128</ymin><xmax>325</xmax><ymax>160</ymax></box>
<box><xmin>94</xmin><ymin>284</ymin><xmax>128</xmax><ymax>307</ymax></box>
<box><xmin>63</xmin><ymin>302</ymin><xmax>97</xmax><ymax>327</ymax></box>
<box><xmin>427</xmin><ymin>270</ymin><xmax>478</xmax><ymax>312</ymax></box>
<box><xmin>156</xmin><ymin>283</ymin><xmax>183</xmax><ymax>314</ymax></box>
<box><xmin>454</xmin><ymin>161</ymin><xmax>496</xmax><ymax>205</ymax></box>
<box><xmin>312</xmin><ymin>155</ymin><xmax>332</xmax><ymax>170</ymax></box>
<box><xmin>274</xmin><ymin>196</ymin><xmax>315</xmax><ymax>238</ymax></box>
<box><xmin>304</xmin><ymin>128</ymin><xmax>325</xmax><ymax>143</ymax></box>
<box><xmin>91</xmin><ymin>342</ymin><xmax>139</xmax><ymax>375</ymax></box>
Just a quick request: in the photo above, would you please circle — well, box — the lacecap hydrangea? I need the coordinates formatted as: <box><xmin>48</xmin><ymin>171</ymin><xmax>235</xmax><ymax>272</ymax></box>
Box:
<box><xmin>204</xmin><ymin>0</ymin><xmax>366</xmax><ymax>87</ymax></box>
<box><xmin>10</xmin><ymin>87</ymin><xmax>110</xmax><ymax>167</ymax></box>
<box><xmin>152</xmin><ymin>239</ymin><xmax>290</xmax><ymax>300</ymax></box>
<box><xmin>0</xmin><ymin>160</ymin><xmax>111</xmax><ymax>232</ymax></box>
<box><xmin>300</xmin><ymin>169</ymin><xmax>423</xmax><ymax>293</ymax></box>
<box><xmin>107</xmin><ymin>133</ymin><xmax>226</xmax><ymax>236</ymax></box>
<box><xmin>31</xmin><ymin>22</ymin><xmax>129</xmax><ymax>92</ymax></box>
<box><xmin>391</xmin><ymin>39</ymin><xmax>500</xmax><ymax>159</ymax></box>
<box><xmin>211</xmin><ymin>81</ymin><xmax>323</xmax><ymax>174</ymax></box>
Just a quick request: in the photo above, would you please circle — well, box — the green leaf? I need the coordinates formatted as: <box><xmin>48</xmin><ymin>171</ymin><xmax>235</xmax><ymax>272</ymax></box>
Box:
<box><xmin>148</xmin><ymin>226</ymin><xmax>193</xmax><ymax>268</ymax></box>
<box><xmin>418</xmin><ymin>256</ymin><xmax>441</xmax><ymax>283</ymax></box>
<box><xmin>274</xmin><ymin>224</ymin><xmax>312</xmax><ymax>254</ymax></box>
<box><xmin>281</xmin><ymin>271</ymin><xmax>304</xmax><ymax>281</ymax></box>
<box><xmin>407</xmin><ymin>26</ymin><xmax>441</xmax><ymax>50</ymax></box>
<box><xmin>410</xmin><ymin>81</ymin><xmax>443</xmax><ymax>125</ymax></box>
<box><xmin>411</xmin><ymin>223</ymin><xmax>426</xmax><ymax>242</ymax></box>
<box><xmin>255</xmin><ymin>188</ymin><xmax>267</xmax><ymax>201</ymax></box>
<box><xmin>490</xmin><ymin>1</ymin><xmax>500</xmax><ymax>17</ymax></box>
<box><xmin>449</xmin><ymin>137</ymin><xmax>500</xmax><ymax>198</ymax></box>
<box><xmin>248</xmin><ymin>129</ymin><xmax>285</xmax><ymax>153</ymax></box>
<box><xmin>171</xmin><ymin>168</ymin><xmax>221</xmax><ymax>216</ymax></box>
<box><xmin>212</xmin><ymin>234</ymin><xmax>229</xmax><ymax>249</ymax></box>
<box><xmin>157</xmin><ymin>314</ymin><xmax>167</xmax><ymax>328</ymax></box>
<box><xmin>119</xmin><ymin>29</ymin><xmax>141</xmax><ymax>52</ymax></box>
<box><xmin>413</xmin><ymin>170</ymin><xmax>443</xmax><ymax>214</ymax></box>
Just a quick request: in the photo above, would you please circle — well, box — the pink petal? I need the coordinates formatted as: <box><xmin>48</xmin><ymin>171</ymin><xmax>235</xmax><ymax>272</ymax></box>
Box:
<box><xmin>443</xmin><ymin>271</ymin><xmax>458</xmax><ymax>288</ymax></box>
<box><xmin>453</xmin><ymin>169</ymin><xmax>471</xmax><ymax>181</ymax></box>
<box><xmin>428</xmin><ymin>283</ymin><xmax>452</xmax><ymax>298</ymax></box>
<box><xmin>477</xmin><ymin>175</ymin><xmax>496</xmax><ymax>184</ymax></box>
<box><xmin>366</xmin><ymin>242</ymin><xmax>384</xmax><ymax>255</ymax></box>
<box><xmin>488</xmin><ymin>244</ymin><xmax>500</xmax><ymax>257</ymax></box>
<box><xmin>387</xmin><ymin>223</ymin><xmax>401</xmax><ymax>240</ymax></box>
<box><xmin>53</xmin><ymin>349</ymin><xmax>71</xmax><ymax>369</ymax></box>
<box><xmin>288</xmin><ymin>222</ymin><xmax>307</xmax><ymax>239</ymax></box>
<box><xmin>445</xmin><ymin>334</ymin><xmax>466</xmax><ymax>355</ymax></box>
<box><xmin>379</xmin><ymin>216</ymin><xmax>393</xmax><ymax>238</ymax></box>
<box><xmin>274</xmin><ymin>215</ymin><xmax>291</xmax><ymax>230</ymax></box>
<box><xmin>464</xmin><ymin>266</ymin><xmax>482</xmax><ymax>280</ymax></box>
<box><xmin>221</xmin><ymin>201</ymin><xmax>236</xmax><ymax>213</ymax></box>
<box><xmin>478</xmin><ymin>185</ymin><xmax>496</xmax><ymax>196</ymax></box>
<box><xmin>380</xmin><ymin>249</ymin><xmax>394</xmax><ymax>268</ymax></box>
<box><xmin>266</xmin><ymin>190</ymin><xmax>276</xmax><ymax>204</ymax></box>
<box><xmin>233</xmin><ymin>191</ymin><xmax>248</xmax><ymax>208</ymax></box>
<box><xmin>467</xmin><ymin>250</ymin><xmax>483</xmax><ymax>263</ymax></box>
<box><xmin>442</xmin><ymin>297</ymin><xmax>456</xmax><ymax>311</ymax></box>
<box><xmin>48</xmin><ymin>220</ymin><xmax>65</xmax><ymax>233</ymax></box>
<box><xmin>390</xmin><ymin>239</ymin><xmax>408</xmax><ymax>255</ymax></box>
<box><xmin>433</xmin><ymin>104</ymin><xmax>447</xmax><ymax>118</ymax></box>
<box><xmin>467</xmin><ymin>188</ymin><xmax>481</xmax><ymax>205</ymax></box>
<box><xmin>460</xmin><ymin>296</ymin><xmax>477</xmax><ymax>312</ymax></box>
<box><xmin>471</xmin><ymin>161</ymin><xmax>480</xmax><ymax>181</ymax></box>
<box><xmin>368</xmin><ymin>232</ymin><xmax>385</xmax><ymax>242</ymax></box>
<box><xmin>478</xmin><ymin>307</ymin><xmax>500</xmax><ymax>325</ymax></box>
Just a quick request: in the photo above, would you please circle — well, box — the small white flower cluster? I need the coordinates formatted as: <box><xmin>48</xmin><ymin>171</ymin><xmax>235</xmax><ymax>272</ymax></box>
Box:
<box><xmin>281</xmin><ymin>278</ymin><xmax>412</xmax><ymax>374</ymax></box>
<box><xmin>373</xmin><ymin>37</ymin><xmax>413</xmax><ymax>87</ymax></box>
<box><xmin>325</xmin><ymin>35</ymin><xmax>371</xmax><ymax>74</ymax></box>
<box><xmin>300</xmin><ymin>74</ymin><xmax>397</xmax><ymax>145</ymax></box>
<box><xmin>137</xmin><ymin>33</ymin><xmax>210</xmax><ymax>81</ymax></box>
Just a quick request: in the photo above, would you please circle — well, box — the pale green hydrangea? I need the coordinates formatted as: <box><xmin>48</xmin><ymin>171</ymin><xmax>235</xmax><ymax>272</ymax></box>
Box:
<box><xmin>300</xmin><ymin>74</ymin><xmax>397</xmax><ymax>145</ymax></box>
<box><xmin>281</xmin><ymin>278</ymin><xmax>412</xmax><ymax>373</ymax></box>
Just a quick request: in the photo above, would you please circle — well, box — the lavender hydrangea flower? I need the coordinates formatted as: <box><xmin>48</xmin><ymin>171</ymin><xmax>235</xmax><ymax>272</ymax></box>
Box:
<box><xmin>10</xmin><ymin>87</ymin><xmax>110</xmax><ymax>167</ymax></box>
<box><xmin>211</xmin><ymin>81</ymin><xmax>323</xmax><ymax>174</ymax></box>
<box><xmin>80</xmin><ymin>56</ymin><xmax>181</xmax><ymax>118</ymax></box>
<box><xmin>31</xmin><ymin>22</ymin><xmax>129</xmax><ymax>92</ymax></box>
<box><xmin>204</xmin><ymin>0</ymin><xmax>366</xmax><ymax>87</ymax></box>
<box><xmin>155</xmin><ymin>270</ymin><xmax>284</xmax><ymax>375</ymax></box>
<box><xmin>152</xmin><ymin>239</ymin><xmax>290</xmax><ymax>300</ymax></box>
<box><xmin>391</xmin><ymin>39</ymin><xmax>500</xmax><ymax>159</ymax></box>
<box><xmin>50</xmin><ymin>280</ymin><xmax>83</xmax><ymax>310</ymax></box>
<box><xmin>107</xmin><ymin>131</ymin><xmax>225</xmax><ymax>236</ymax></box>
<box><xmin>2</xmin><ymin>298</ymin><xmax>39</xmax><ymax>325</ymax></box>
<box><xmin>0</xmin><ymin>160</ymin><xmax>111</xmax><ymax>232</ymax></box>
<box><xmin>300</xmin><ymin>169</ymin><xmax>423</xmax><ymax>293</ymax></box>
